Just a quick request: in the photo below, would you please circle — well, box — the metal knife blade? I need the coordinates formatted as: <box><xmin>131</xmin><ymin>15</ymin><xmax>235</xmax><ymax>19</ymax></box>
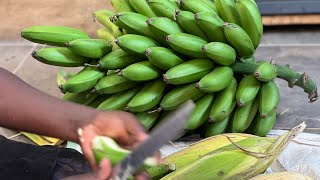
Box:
<box><xmin>110</xmin><ymin>100</ymin><xmax>195</xmax><ymax>180</ymax></box>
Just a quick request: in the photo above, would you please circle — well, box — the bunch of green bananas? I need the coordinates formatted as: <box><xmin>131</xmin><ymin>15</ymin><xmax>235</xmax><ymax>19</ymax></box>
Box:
<box><xmin>21</xmin><ymin>0</ymin><xmax>318</xmax><ymax>139</ymax></box>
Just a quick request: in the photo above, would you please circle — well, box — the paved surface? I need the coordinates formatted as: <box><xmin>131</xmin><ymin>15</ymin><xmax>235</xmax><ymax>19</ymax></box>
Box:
<box><xmin>0</xmin><ymin>27</ymin><xmax>319</xmax><ymax>144</ymax></box>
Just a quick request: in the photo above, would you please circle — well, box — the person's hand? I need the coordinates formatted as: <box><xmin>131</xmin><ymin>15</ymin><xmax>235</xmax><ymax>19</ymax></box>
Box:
<box><xmin>77</xmin><ymin>111</ymin><xmax>156</xmax><ymax>180</ymax></box>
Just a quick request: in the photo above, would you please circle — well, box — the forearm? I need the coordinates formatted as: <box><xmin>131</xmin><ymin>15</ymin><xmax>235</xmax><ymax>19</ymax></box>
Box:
<box><xmin>0</xmin><ymin>68</ymin><xmax>98</xmax><ymax>142</ymax></box>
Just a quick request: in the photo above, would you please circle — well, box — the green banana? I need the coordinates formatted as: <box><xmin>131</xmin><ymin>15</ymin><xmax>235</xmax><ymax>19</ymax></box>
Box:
<box><xmin>199</xmin><ymin>0</ymin><xmax>218</xmax><ymax>13</ymax></box>
<box><xmin>128</xmin><ymin>0</ymin><xmax>157</xmax><ymax>17</ymax></box>
<box><xmin>97</xmin><ymin>88</ymin><xmax>140</xmax><ymax>111</ymax></box>
<box><xmin>159</xmin><ymin>82</ymin><xmax>205</xmax><ymax>111</ymax></box>
<box><xmin>236</xmin><ymin>75</ymin><xmax>261</xmax><ymax>107</ymax></box>
<box><xmin>202</xmin><ymin>42</ymin><xmax>236</xmax><ymax>66</ymax></box>
<box><xmin>258</xmin><ymin>80</ymin><xmax>279</xmax><ymax>118</ymax></box>
<box><xmin>111</xmin><ymin>12</ymin><xmax>155</xmax><ymax>38</ymax></box>
<box><xmin>166</xmin><ymin>33</ymin><xmax>208</xmax><ymax>58</ymax></box>
<box><xmin>164</xmin><ymin>59</ymin><xmax>214</xmax><ymax>85</ymax></box>
<box><xmin>136</xmin><ymin>111</ymin><xmax>161</xmax><ymax>130</ymax></box>
<box><xmin>252</xmin><ymin>112</ymin><xmax>277</xmax><ymax>137</ymax></box>
<box><xmin>231</xmin><ymin>98</ymin><xmax>258</xmax><ymax>133</ymax></box>
<box><xmin>209</xmin><ymin>77</ymin><xmax>237</xmax><ymax>122</ymax></box>
<box><xmin>145</xmin><ymin>47</ymin><xmax>184</xmax><ymax>70</ymax></box>
<box><xmin>94</xmin><ymin>74</ymin><xmax>138</xmax><ymax>94</ymax></box>
<box><xmin>21</xmin><ymin>26</ymin><xmax>90</xmax><ymax>46</ymax></box>
<box><xmin>66</xmin><ymin>39</ymin><xmax>112</xmax><ymax>59</ymax></box>
<box><xmin>92</xmin><ymin>10</ymin><xmax>123</xmax><ymax>37</ymax></box>
<box><xmin>215</xmin><ymin>0</ymin><xmax>241</xmax><ymax>25</ymax></box>
<box><xmin>147</xmin><ymin>17</ymin><xmax>183</xmax><ymax>45</ymax></box>
<box><xmin>127</xmin><ymin>79</ymin><xmax>166</xmax><ymax>112</ymax></box>
<box><xmin>59</xmin><ymin>66</ymin><xmax>105</xmax><ymax>93</ymax></box>
<box><xmin>147</xmin><ymin>0</ymin><xmax>179</xmax><ymax>20</ymax></box>
<box><xmin>32</xmin><ymin>47</ymin><xmax>90</xmax><ymax>67</ymax></box>
<box><xmin>204</xmin><ymin>114</ymin><xmax>232</xmax><ymax>137</ymax></box>
<box><xmin>96</xmin><ymin>28</ymin><xmax>120</xmax><ymax>50</ymax></box>
<box><xmin>240</xmin><ymin>56</ymin><xmax>255</xmax><ymax>63</ymax></box>
<box><xmin>186</xmin><ymin>94</ymin><xmax>215</xmax><ymax>130</ymax></box>
<box><xmin>223</xmin><ymin>22</ymin><xmax>255</xmax><ymax>58</ymax></box>
<box><xmin>236</xmin><ymin>0</ymin><xmax>263</xmax><ymax>49</ymax></box>
<box><xmin>119</xmin><ymin>61</ymin><xmax>161</xmax><ymax>81</ymax></box>
<box><xmin>179</xmin><ymin>0</ymin><xmax>216</xmax><ymax>14</ymax></box>
<box><xmin>254</xmin><ymin>61</ymin><xmax>277</xmax><ymax>82</ymax></box>
<box><xmin>87</xmin><ymin>95</ymin><xmax>110</xmax><ymax>108</ymax></box>
<box><xmin>98</xmin><ymin>49</ymin><xmax>142</xmax><ymax>70</ymax></box>
<box><xmin>194</xmin><ymin>12</ymin><xmax>227</xmax><ymax>43</ymax></box>
<box><xmin>115</xmin><ymin>34</ymin><xmax>159</xmax><ymax>56</ymax></box>
<box><xmin>173</xmin><ymin>10</ymin><xmax>208</xmax><ymax>40</ymax></box>
<box><xmin>111</xmin><ymin>0</ymin><xmax>135</xmax><ymax>12</ymax></box>
<box><xmin>197</xmin><ymin>66</ymin><xmax>234</xmax><ymax>93</ymax></box>
<box><xmin>62</xmin><ymin>91</ymin><xmax>98</xmax><ymax>105</ymax></box>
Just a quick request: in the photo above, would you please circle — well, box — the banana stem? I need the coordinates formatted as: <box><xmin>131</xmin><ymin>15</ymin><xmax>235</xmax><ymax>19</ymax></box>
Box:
<box><xmin>231</xmin><ymin>62</ymin><xmax>318</xmax><ymax>102</ymax></box>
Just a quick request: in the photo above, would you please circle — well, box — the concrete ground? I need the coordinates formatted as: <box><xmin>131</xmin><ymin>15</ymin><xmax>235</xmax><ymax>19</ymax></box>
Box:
<box><xmin>0</xmin><ymin>26</ymin><xmax>319</xmax><ymax>144</ymax></box>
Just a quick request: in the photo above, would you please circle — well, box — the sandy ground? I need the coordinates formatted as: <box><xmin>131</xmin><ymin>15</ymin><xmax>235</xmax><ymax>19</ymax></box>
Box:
<box><xmin>1</xmin><ymin>0</ymin><xmax>113</xmax><ymax>40</ymax></box>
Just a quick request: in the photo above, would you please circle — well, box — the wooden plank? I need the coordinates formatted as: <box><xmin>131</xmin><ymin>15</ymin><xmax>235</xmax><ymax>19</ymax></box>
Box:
<box><xmin>263</xmin><ymin>14</ymin><xmax>320</xmax><ymax>26</ymax></box>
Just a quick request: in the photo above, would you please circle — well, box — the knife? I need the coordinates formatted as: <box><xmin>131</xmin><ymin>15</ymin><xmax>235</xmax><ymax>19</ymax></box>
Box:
<box><xmin>110</xmin><ymin>100</ymin><xmax>195</xmax><ymax>180</ymax></box>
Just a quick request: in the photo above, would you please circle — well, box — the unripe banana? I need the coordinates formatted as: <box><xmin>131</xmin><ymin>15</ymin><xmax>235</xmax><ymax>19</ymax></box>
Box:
<box><xmin>111</xmin><ymin>12</ymin><xmax>155</xmax><ymax>38</ymax></box>
<box><xmin>32</xmin><ymin>47</ymin><xmax>90</xmax><ymax>67</ymax></box>
<box><xmin>97</xmin><ymin>87</ymin><xmax>140</xmax><ymax>111</ymax></box>
<box><xmin>179</xmin><ymin>0</ymin><xmax>216</xmax><ymax>14</ymax></box>
<box><xmin>93</xmin><ymin>10</ymin><xmax>123</xmax><ymax>37</ymax></box>
<box><xmin>127</xmin><ymin>79</ymin><xmax>166</xmax><ymax>112</ymax></box>
<box><xmin>164</xmin><ymin>59</ymin><xmax>214</xmax><ymax>85</ymax></box>
<box><xmin>236</xmin><ymin>75</ymin><xmax>261</xmax><ymax>107</ymax></box>
<box><xmin>252</xmin><ymin>112</ymin><xmax>277</xmax><ymax>137</ymax></box>
<box><xmin>111</xmin><ymin>0</ymin><xmax>135</xmax><ymax>12</ymax></box>
<box><xmin>94</xmin><ymin>74</ymin><xmax>138</xmax><ymax>94</ymax></box>
<box><xmin>199</xmin><ymin>0</ymin><xmax>218</xmax><ymax>13</ymax></box>
<box><xmin>119</xmin><ymin>61</ymin><xmax>161</xmax><ymax>81</ymax></box>
<box><xmin>204</xmin><ymin>113</ymin><xmax>232</xmax><ymax>137</ymax></box>
<box><xmin>21</xmin><ymin>26</ymin><xmax>90</xmax><ymax>46</ymax></box>
<box><xmin>147</xmin><ymin>0</ymin><xmax>179</xmax><ymax>20</ymax></box>
<box><xmin>202</xmin><ymin>42</ymin><xmax>236</xmax><ymax>66</ymax></box>
<box><xmin>194</xmin><ymin>12</ymin><xmax>227</xmax><ymax>43</ymax></box>
<box><xmin>186</xmin><ymin>94</ymin><xmax>215</xmax><ymax>130</ymax></box>
<box><xmin>209</xmin><ymin>77</ymin><xmax>237</xmax><ymax>122</ymax></box>
<box><xmin>173</xmin><ymin>10</ymin><xmax>208</xmax><ymax>40</ymax></box>
<box><xmin>254</xmin><ymin>61</ymin><xmax>277</xmax><ymax>82</ymax></box>
<box><xmin>197</xmin><ymin>66</ymin><xmax>234</xmax><ymax>93</ymax></box>
<box><xmin>147</xmin><ymin>17</ymin><xmax>183</xmax><ymax>45</ymax></box>
<box><xmin>223</xmin><ymin>22</ymin><xmax>254</xmax><ymax>58</ymax></box>
<box><xmin>231</xmin><ymin>98</ymin><xmax>258</xmax><ymax>133</ymax></box>
<box><xmin>115</xmin><ymin>34</ymin><xmax>159</xmax><ymax>56</ymax></box>
<box><xmin>128</xmin><ymin>0</ymin><xmax>157</xmax><ymax>17</ymax></box>
<box><xmin>62</xmin><ymin>91</ymin><xmax>98</xmax><ymax>105</ymax></box>
<box><xmin>66</xmin><ymin>39</ymin><xmax>112</xmax><ymax>59</ymax></box>
<box><xmin>145</xmin><ymin>47</ymin><xmax>184</xmax><ymax>70</ymax></box>
<box><xmin>215</xmin><ymin>0</ymin><xmax>241</xmax><ymax>25</ymax></box>
<box><xmin>98</xmin><ymin>49</ymin><xmax>142</xmax><ymax>70</ymax></box>
<box><xmin>166</xmin><ymin>33</ymin><xmax>208</xmax><ymax>58</ymax></box>
<box><xmin>159</xmin><ymin>82</ymin><xmax>205</xmax><ymax>111</ymax></box>
<box><xmin>87</xmin><ymin>95</ymin><xmax>110</xmax><ymax>108</ymax></box>
<box><xmin>236</xmin><ymin>0</ymin><xmax>263</xmax><ymax>49</ymax></box>
<box><xmin>194</xmin><ymin>12</ymin><xmax>228</xmax><ymax>43</ymax></box>
<box><xmin>96</xmin><ymin>29</ymin><xmax>120</xmax><ymax>50</ymax></box>
<box><xmin>136</xmin><ymin>111</ymin><xmax>161</xmax><ymax>130</ymax></box>
<box><xmin>59</xmin><ymin>66</ymin><xmax>105</xmax><ymax>93</ymax></box>
<box><xmin>258</xmin><ymin>80</ymin><xmax>279</xmax><ymax>118</ymax></box>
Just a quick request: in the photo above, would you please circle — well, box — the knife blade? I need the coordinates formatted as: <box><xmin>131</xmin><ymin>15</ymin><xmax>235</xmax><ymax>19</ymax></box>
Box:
<box><xmin>110</xmin><ymin>100</ymin><xmax>195</xmax><ymax>180</ymax></box>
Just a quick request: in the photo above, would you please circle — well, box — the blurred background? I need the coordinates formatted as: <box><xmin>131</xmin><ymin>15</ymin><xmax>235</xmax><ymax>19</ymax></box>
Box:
<box><xmin>0</xmin><ymin>0</ymin><xmax>319</xmax><ymax>142</ymax></box>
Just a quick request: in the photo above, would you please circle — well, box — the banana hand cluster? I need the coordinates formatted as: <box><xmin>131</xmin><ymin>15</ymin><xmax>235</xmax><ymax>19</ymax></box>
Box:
<box><xmin>21</xmin><ymin>0</ymin><xmax>318</xmax><ymax>178</ymax></box>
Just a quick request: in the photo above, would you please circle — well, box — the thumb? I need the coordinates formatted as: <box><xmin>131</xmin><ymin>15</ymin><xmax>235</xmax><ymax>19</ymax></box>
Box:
<box><xmin>97</xmin><ymin>158</ymin><xmax>112</xmax><ymax>180</ymax></box>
